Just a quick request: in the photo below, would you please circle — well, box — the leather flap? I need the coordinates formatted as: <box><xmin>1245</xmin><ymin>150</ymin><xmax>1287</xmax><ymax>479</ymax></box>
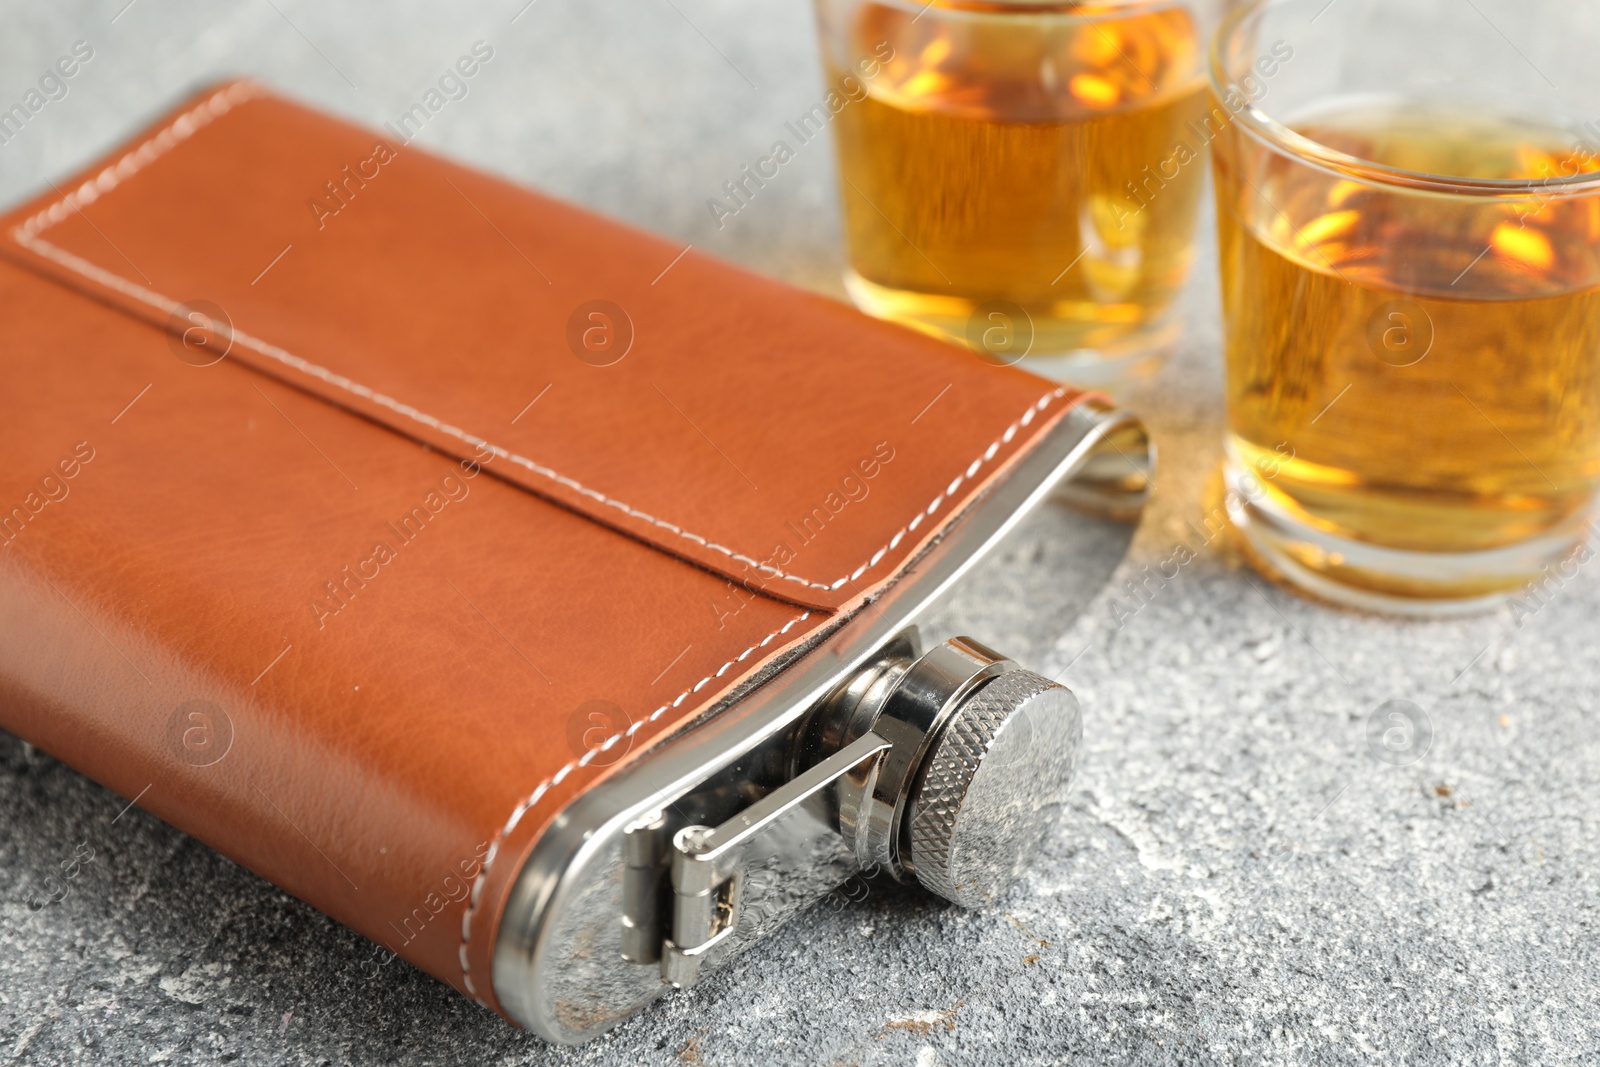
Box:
<box><xmin>0</xmin><ymin>81</ymin><xmax>1079</xmax><ymax>612</ymax></box>
<box><xmin>0</xmin><ymin>254</ymin><xmax>829</xmax><ymax>1012</ymax></box>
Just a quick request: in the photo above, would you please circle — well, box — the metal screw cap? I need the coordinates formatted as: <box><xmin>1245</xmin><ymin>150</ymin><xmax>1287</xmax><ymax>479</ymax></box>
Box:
<box><xmin>904</xmin><ymin>669</ymin><xmax>1082</xmax><ymax>907</ymax></box>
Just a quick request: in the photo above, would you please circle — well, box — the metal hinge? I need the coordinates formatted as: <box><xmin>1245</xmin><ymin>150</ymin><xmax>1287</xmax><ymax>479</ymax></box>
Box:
<box><xmin>616</xmin><ymin>630</ymin><xmax>1082</xmax><ymax>990</ymax></box>
<box><xmin>656</xmin><ymin>732</ymin><xmax>891</xmax><ymax>988</ymax></box>
<box><xmin>618</xmin><ymin>810</ymin><xmax>669</xmax><ymax>965</ymax></box>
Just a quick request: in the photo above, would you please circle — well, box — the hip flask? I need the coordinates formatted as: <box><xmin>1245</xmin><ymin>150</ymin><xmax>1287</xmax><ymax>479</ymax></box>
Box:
<box><xmin>0</xmin><ymin>82</ymin><xmax>1150</xmax><ymax>1043</ymax></box>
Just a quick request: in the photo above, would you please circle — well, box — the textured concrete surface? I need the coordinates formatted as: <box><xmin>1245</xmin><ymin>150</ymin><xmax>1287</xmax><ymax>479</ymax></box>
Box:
<box><xmin>2</xmin><ymin>2</ymin><xmax>1597</xmax><ymax>1064</ymax></box>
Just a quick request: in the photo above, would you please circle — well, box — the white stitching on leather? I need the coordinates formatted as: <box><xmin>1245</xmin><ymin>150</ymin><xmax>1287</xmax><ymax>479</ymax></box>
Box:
<box><xmin>9</xmin><ymin>81</ymin><xmax>1067</xmax><ymax>601</ymax></box>
<box><xmin>13</xmin><ymin>81</ymin><xmax>265</xmax><ymax>241</ymax></box>
<box><xmin>11</xmin><ymin>86</ymin><xmax>1070</xmax><ymax>1000</ymax></box>
<box><xmin>16</xmin><ymin>221</ymin><xmax>838</xmax><ymax>595</ymax></box>
<box><xmin>454</xmin><ymin>609</ymin><xmax>812</xmax><ymax>1001</ymax></box>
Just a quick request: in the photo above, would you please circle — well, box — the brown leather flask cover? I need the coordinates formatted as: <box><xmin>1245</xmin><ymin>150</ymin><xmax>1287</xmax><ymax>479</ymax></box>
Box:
<box><xmin>0</xmin><ymin>81</ymin><xmax>1093</xmax><ymax>1018</ymax></box>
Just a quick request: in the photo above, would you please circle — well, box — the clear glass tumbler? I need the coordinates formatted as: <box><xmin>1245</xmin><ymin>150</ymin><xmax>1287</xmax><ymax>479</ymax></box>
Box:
<box><xmin>814</xmin><ymin>0</ymin><xmax>1222</xmax><ymax>384</ymax></box>
<box><xmin>1210</xmin><ymin>0</ymin><xmax>1600</xmax><ymax>614</ymax></box>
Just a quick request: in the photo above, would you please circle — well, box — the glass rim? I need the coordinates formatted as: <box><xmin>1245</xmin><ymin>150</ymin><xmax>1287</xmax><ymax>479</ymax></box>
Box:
<box><xmin>1207</xmin><ymin>0</ymin><xmax>1600</xmax><ymax>198</ymax></box>
<box><xmin>857</xmin><ymin>0</ymin><xmax>1188</xmax><ymax>20</ymax></box>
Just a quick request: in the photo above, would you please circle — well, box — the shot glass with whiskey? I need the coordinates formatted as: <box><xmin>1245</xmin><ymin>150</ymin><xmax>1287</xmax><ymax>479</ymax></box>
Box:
<box><xmin>814</xmin><ymin>0</ymin><xmax>1224</xmax><ymax>384</ymax></box>
<box><xmin>1209</xmin><ymin>0</ymin><xmax>1600</xmax><ymax>614</ymax></box>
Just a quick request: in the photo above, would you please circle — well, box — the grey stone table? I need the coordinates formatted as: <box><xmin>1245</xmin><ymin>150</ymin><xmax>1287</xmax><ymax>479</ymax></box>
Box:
<box><xmin>1</xmin><ymin>2</ymin><xmax>1595</xmax><ymax>1064</ymax></box>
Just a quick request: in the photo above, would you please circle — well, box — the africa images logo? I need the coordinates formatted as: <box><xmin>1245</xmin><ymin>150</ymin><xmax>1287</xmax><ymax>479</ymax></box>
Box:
<box><xmin>166</xmin><ymin>700</ymin><xmax>235</xmax><ymax>768</ymax></box>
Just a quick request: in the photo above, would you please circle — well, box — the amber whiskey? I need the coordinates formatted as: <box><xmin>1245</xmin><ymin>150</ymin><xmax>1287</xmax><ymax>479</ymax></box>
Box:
<box><xmin>825</xmin><ymin>1</ymin><xmax>1211</xmax><ymax>374</ymax></box>
<box><xmin>1218</xmin><ymin>103</ymin><xmax>1600</xmax><ymax>601</ymax></box>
